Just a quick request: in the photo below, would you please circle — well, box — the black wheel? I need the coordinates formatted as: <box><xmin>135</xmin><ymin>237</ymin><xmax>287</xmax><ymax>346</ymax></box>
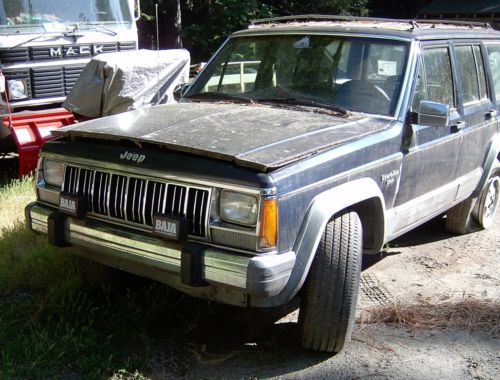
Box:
<box><xmin>299</xmin><ymin>210</ymin><xmax>362</xmax><ymax>353</ymax></box>
<box><xmin>446</xmin><ymin>159</ymin><xmax>500</xmax><ymax>234</ymax></box>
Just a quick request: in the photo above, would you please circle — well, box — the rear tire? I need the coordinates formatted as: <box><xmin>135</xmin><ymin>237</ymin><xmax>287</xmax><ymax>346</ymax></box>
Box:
<box><xmin>299</xmin><ymin>211</ymin><xmax>362</xmax><ymax>353</ymax></box>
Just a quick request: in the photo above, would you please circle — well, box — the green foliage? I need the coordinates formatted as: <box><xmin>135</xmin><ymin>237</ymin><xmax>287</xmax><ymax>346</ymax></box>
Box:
<box><xmin>0</xmin><ymin>180</ymin><xmax>149</xmax><ymax>378</ymax></box>
<box><xmin>137</xmin><ymin>0</ymin><xmax>370</xmax><ymax>61</ymax></box>
<box><xmin>0</xmin><ymin>176</ymin><xmax>35</xmax><ymax>233</ymax></box>
<box><xmin>182</xmin><ymin>0</ymin><xmax>274</xmax><ymax>61</ymax></box>
<box><xmin>264</xmin><ymin>0</ymin><xmax>369</xmax><ymax>16</ymax></box>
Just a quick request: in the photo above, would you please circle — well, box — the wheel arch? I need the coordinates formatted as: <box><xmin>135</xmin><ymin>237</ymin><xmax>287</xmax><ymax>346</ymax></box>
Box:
<box><xmin>473</xmin><ymin>133</ymin><xmax>500</xmax><ymax>197</ymax></box>
<box><xmin>251</xmin><ymin>177</ymin><xmax>386</xmax><ymax>307</ymax></box>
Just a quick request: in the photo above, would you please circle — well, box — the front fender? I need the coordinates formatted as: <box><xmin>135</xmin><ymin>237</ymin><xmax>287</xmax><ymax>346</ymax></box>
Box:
<box><xmin>250</xmin><ymin>177</ymin><xmax>385</xmax><ymax>307</ymax></box>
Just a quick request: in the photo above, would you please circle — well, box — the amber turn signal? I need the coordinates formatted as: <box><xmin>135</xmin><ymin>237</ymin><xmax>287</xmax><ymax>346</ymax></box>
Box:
<box><xmin>259</xmin><ymin>198</ymin><xmax>277</xmax><ymax>249</ymax></box>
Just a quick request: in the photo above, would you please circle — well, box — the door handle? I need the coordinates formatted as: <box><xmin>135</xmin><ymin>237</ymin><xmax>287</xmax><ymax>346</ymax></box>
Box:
<box><xmin>451</xmin><ymin>121</ymin><xmax>465</xmax><ymax>133</ymax></box>
<box><xmin>486</xmin><ymin>110</ymin><xmax>498</xmax><ymax>119</ymax></box>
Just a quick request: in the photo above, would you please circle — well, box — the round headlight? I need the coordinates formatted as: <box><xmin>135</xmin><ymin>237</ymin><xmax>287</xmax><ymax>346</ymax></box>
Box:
<box><xmin>220</xmin><ymin>190</ymin><xmax>259</xmax><ymax>226</ymax></box>
<box><xmin>7</xmin><ymin>79</ymin><xmax>28</xmax><ymax>99</ymax></box>
<box><xmin>43</xmin><ymin>159</ymin><xmax>64</xmax><ymax>187</ymax></box>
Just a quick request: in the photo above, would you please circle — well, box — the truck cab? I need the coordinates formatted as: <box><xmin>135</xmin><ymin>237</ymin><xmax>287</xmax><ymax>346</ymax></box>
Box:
<box><xmin>0</xmin><ymin>0</ymin><xmax>140</xmax><ymax>175</ymax></box>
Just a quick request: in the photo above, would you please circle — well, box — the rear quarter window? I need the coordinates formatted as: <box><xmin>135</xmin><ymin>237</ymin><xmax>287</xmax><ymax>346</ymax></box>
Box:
<box><xmin>486</xmin><ymin>44</ymin><xmax>500</xmax><ymax>100</ymax></box>
<box><xmin>455</xmin><ymin>45</ymin><xmax>486</xmax><ymax>105</ymax></box>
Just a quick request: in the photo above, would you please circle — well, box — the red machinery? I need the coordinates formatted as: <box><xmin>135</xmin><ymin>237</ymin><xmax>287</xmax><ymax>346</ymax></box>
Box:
<box><xmin>3</xmin><ymin>110</ymin><xmax>77</xmax><ymax>177</ymax></box>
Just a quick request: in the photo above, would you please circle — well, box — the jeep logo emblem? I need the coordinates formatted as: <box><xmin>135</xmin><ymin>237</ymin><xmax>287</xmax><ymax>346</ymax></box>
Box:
<box><xmin>120</xmin><ymin>151</ymin><xmax>146</xmax><ymax>164</ymax></box>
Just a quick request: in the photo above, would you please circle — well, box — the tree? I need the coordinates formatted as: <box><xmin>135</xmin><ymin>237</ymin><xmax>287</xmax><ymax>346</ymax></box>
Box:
<box><xmin>137</xmin><ymin>0</ymin><xmax>182</xmax><ymax>49</ymax></box>
<box><xmin>138</xmin><ymin>0</ymin><xmax>370</xmax><ymax>61</ymax></box>
<box><xmin>263</xmin><ymin>0</ymin><xmax>369</xmax><ymax>16</ymax></box>
<box><xmin>182</xmin><ymin>0</ymin><xmax>273</xmax><ymax>62</ymax></box>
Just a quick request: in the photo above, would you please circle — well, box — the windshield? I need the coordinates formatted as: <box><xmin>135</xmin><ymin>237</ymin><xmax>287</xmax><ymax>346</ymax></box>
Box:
<box><xmin>187</xmin><ymin>35</ymin><xmax>410</xmax><ymax>116</ymax></box>
<box><xmin>0</xmin><ymin>0</ymin><xmax>131</xmax><ymax>32</ymax></box>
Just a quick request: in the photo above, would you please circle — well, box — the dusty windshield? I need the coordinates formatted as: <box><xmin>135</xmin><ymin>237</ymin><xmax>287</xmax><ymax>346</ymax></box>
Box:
<box><xmin>0</xmin><ymin>0</ymin><xmax>131</xmax><ymax>32</ymax></box>
<box><xmin>187</xmin><ymin>35</ymin><xmax>409</xmax><ymax>116</ymax></box>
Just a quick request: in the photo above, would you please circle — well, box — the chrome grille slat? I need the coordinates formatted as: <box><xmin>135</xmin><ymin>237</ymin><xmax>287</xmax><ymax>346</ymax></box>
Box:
<box><xmin>75</xmin><ymin>167</ymin><xmax>81</xmax><ymax>194</ymax></box>
<box><xmin>63</xmin><ymin>165</ymin><xmax>209</xmax><ymax>237</ymax></box>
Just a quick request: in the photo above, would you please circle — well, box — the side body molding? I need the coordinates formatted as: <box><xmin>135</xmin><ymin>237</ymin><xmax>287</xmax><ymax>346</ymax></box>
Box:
<box><xmin>250</xmin><ymin>177</ymin><xmax>386</xmax><ymax>307</ymax></box>
<box><xmin>473</xmin><ymin>133</ymin><xmax>500</xmax><ymax>197</ymax></box>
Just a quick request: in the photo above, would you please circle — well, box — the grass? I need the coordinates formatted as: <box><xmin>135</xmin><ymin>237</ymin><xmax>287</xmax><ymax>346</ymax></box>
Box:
<box><xmin>0</xmin><ymin>176</ymin><xmax>235</xmax><ymax>379</ymax></box>
<box><xmin>0</xmin><ymin>178</ymin><xmax>163</xmax><ymax>379</ymax></box>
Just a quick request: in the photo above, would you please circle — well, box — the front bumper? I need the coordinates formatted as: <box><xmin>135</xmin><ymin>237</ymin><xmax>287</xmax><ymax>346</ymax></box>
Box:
<box><xmin>25</xmin><ymin>202</ymin><xmax>295</xmax><ymax>307</ymax></box>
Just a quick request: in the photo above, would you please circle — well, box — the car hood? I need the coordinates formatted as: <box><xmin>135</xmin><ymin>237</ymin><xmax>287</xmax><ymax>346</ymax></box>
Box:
<box><xmin>54</xmin><ymin>102</ymin><xmax>392</xmax><ymax>171</ymax></box>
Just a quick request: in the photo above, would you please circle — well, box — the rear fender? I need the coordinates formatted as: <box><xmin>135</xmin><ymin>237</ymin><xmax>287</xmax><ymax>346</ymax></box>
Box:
<box><xmin>473</xmin><ymin>133</ymin><xmax>500</xmax><ymax>197</ymax></box>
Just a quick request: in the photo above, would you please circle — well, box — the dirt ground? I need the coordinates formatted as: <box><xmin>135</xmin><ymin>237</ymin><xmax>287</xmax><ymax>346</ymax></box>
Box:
<box><xmin>149</xmin><ymin>215</ymin><xmax>499</xmax><ymax>380</ymax></box>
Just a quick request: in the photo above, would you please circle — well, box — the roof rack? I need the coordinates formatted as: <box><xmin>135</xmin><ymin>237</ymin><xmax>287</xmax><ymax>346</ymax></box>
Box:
<box><xmin>250</xmin><ymin>14</ymin><xmax>491</xmax><ymax>30</ymax></box>
<box><xmin>251</xmin><ymin>14</ymin><xmax>393</xmax><ymax>25</ymax></box>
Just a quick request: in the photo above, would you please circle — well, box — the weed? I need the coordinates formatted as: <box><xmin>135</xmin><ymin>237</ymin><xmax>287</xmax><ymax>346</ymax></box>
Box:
<box><xmin>0</xmin><ymin>179</ymin><xmax>152</xmax><ymax>378</ymax></box>
<box><xmin>0</xmin><ymin>176</ymin><xmax>35</xmax><ymax>234</ymax></box>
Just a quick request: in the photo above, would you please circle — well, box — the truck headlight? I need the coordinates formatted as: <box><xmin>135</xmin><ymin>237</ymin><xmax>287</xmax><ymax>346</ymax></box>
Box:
<box><xmin>42</xmin><ymin>159</ymin><xmax>64</xmax><ymax>188</ymax></box>
<box><xmin>7</xmin><ymin>79</ymin><xmax>28</xmax><ymax>99</ymax></box>
<box><xmin>220</xmin><ymin>190</ymin><xmax>258</xmax><ymax>226</ymax></box>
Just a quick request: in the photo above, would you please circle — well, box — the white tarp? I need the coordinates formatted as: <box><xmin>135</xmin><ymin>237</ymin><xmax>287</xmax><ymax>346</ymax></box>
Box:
<box><xmin>63</xmin><ymin>49</ymin><xmax>190</xmax><ymax>118</ymax></box>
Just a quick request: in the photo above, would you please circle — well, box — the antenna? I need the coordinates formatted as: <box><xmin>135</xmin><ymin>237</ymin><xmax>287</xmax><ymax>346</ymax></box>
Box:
<box><xmin>155</xmin><ymin>3</ymin><xmax>160</xmax><ymax>105</ymax></box>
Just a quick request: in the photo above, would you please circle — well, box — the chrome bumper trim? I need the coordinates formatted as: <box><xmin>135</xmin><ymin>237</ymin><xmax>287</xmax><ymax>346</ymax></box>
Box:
<box><xmin>27</xmin><ymin>203</ymin><xmax>295</xmax><ymax>300</ymax></box>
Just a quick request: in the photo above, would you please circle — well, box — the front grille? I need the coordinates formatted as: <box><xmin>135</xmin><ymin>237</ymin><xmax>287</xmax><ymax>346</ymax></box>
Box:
<box><xmin>0</xmin><ymin>48</ymin><xmax>29</xmax><ymax>63</ymax></box>
<box><xmin>0</xmin><ymin>42</ymin><xmax>137</xmax><ymax>62</ymax></box>
<box><xmin>119</xmin><ymin>41</ymin><xmax>137</xmax><ymax>50</ymax></box>
<box><xmin>1</xmin><ymin>41</ymin><xmax>137</xmax><ymax>101</ymax></box>
<box><xmin>62</xmin><ymin>166</ymin><xmax>210</xmax><ymax>238</ymax></box>
<box><xmin>32</xmin><ymin>65</ymin><xmax>86</xmax><ymax>98</ymax></box>
<box><xmin>5</xmin><ymin>64</ymin><xmax>85</xmax><ymax>100</ymax></box>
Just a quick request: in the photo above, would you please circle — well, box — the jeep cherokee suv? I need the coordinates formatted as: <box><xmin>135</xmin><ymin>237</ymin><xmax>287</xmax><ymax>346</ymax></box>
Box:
<box><xmin>26</xmin><ymin>15</ymin><xmax>500</xmax><ymax>353</ymax></box>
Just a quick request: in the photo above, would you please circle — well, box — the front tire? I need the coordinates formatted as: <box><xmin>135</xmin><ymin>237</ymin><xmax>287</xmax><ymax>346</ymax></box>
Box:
<box><xmin>299</xmin><ymin>211</ymin><xmax>362</xmax><ymax>353</ymax></box>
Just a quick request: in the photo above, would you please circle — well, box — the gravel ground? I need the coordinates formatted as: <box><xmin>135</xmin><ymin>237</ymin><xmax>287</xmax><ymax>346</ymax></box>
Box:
<box><xmin>150</xmin><ymin>215</ymin><xmax>499</xmax><ymax>380</ymax></box>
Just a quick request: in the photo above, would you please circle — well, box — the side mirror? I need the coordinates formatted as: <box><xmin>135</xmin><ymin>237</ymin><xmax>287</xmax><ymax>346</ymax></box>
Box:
<box><xmin>417</xmin><ymin>100</ymin><xmax>449</xmax><ymax>127</ymax></box>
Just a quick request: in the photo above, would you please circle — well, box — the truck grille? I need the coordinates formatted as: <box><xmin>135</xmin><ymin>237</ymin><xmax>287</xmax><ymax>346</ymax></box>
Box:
<box><xmin>4</xmin><ymin>64</ymin><xmax>86</xmax><ymax>100</ymax></box>
<box><xmin>1</xmin><ymin>41</ymin><xmax>137</xmax><ymax>101</ymax></box>
<box><xmin>62</xmin><ymin>166</ymin><xmax>210</xmax><ymax>238</ymax></box>
<box><xmin>0</xmin><ymin>42</ymin><xmax>137</xmax><ymax>62</ymax></box>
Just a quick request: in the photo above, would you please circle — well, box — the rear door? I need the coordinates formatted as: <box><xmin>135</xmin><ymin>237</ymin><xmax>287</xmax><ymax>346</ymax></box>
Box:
<box><xmin>452</xmin><ymin>42</ymin><xmax>498</xmax><ymax>197</ymax></box>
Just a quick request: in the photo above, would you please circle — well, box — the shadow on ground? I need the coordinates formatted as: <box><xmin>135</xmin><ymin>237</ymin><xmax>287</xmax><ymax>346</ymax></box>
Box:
<box><xmin>0</xmin><ymin>155</ymin><xmax>18</xmax><ymax>185</ymax></box>
<box><xmin>363</xmin><ymin>216</ymin><xmax>459</xmax><ymax>270</ymax></box>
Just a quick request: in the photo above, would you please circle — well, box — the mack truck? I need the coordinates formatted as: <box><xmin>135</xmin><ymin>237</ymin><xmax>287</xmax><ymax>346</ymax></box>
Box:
<box><xmin>0</xmin><ymin>0</ymin><xmax>140</xmax><ymax>176</ymax></box>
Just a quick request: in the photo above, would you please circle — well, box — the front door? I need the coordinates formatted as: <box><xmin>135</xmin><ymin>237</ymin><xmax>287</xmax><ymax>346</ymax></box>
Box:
<box><xmin>393</xmin><ymin>44</ymin><xmax>462</xmax><ymax>231</ymax></box>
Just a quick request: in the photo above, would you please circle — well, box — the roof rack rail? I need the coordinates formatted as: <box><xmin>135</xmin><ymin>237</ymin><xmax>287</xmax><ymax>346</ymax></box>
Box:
<box><xmin>251</xmin><ymin>14</ymin><xmax>492</xmax><ymax>30</ymax></box>
<box><xmin>414</xmin><ymin>18</ymin><xmax>491</xmax><ymax>29</ymax></box>
<box><xmin>251</xmin><ymin>14</ymin><xmax>394</xmax><ymax>25</ymax></box>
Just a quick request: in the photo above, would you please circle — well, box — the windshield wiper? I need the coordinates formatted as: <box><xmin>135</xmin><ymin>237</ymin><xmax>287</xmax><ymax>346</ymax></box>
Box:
<box><xmin>184</xmin><ymin>92</ymin><xmax>253</xmax><ymax>104</ymax></box>
<box><xmin>8</xmin><ymin>32</ymin><xmax>73</xmax><ymax>50</ymax></box>
<box><xmin>255</xmin><ymin>97</ymin><xmax>348</xmax><ymax>116</ymax></box>
<box><xmin>76</xmin><ymin>23</ymin><xmax>117</xmax><ymax>36</ymax></box>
